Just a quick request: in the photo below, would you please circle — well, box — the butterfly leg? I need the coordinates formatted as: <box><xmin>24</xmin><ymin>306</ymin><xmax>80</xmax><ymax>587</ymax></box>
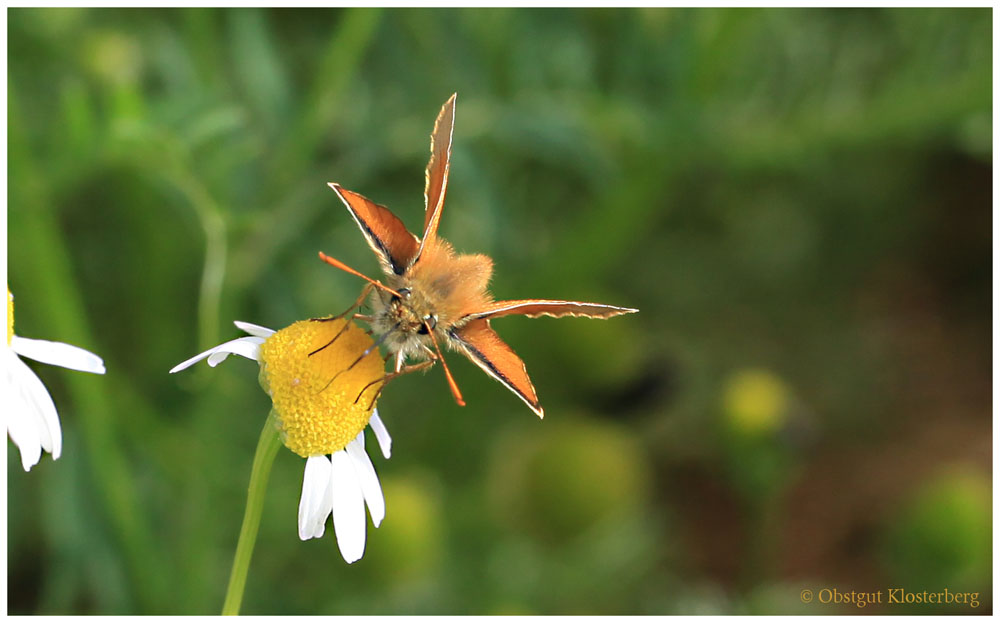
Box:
<box><xmin>306</xmin><ymin>287</ymin><xmax>379</xmax><ymax>357</ymax></box>
<box><xmin>315</xmin><ymin>329</ymin><xmax>395</xmax><ymax>395</ymax></box>
<box><xmin>307</xmin><ymin>319</ymin><xmax>355</xmax><ymax>357</ymax></box>
<box><xmin>309</xmin><ymin>283</ymin><xmax>373</xmax><ymax>326</ymax></box>
<box><xmin>336</xmin><ymin>283</ymin><xmax>374</xmax><ymax>319</ymax></box>
<box><xmin>355</xmin><ymin>360</ymin><xmax>436</xmax><ymax>410</ymax></box>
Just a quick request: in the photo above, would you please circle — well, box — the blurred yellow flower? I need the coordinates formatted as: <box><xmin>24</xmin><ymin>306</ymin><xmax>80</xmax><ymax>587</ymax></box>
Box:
<box><xmin>722</xmin><ymin>368</ymin><xmax>789</xmax><ymax>435</ymax></box>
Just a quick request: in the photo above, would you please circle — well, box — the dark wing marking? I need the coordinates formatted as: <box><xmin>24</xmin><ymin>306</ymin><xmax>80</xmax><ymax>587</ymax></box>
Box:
<box><xmin>450</xmin><ymin>318</ymin><xmax>543</xmax><ymax>418</ymax></box>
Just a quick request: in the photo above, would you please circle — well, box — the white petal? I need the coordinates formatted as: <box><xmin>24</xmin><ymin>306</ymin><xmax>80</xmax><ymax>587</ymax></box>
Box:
<box><xmin>4</xmin><ymin>349</ymin><xmax>58</xmax><ymax>470</ymax></box>
<box><xmin>298</xmin><ymin>456</ymin><xmax>333</xmax><ymax>540</ymax></box>
<box><xmin>8</xmin><ymin>347</ymin><xmax>64</xmax><ymax>457</ymax></box>
<box><xmin>11</xmin><ymin>353</ymin><xmax>62</xmax><ymax>459</ymax></box>
<box><xmin>169</xmin><ymin>336</ymin><xmax>264</xmax><ymax>373</ymax></box>
<box><xmin>329</xmin><ymin>450</ymin><xmax>367</xmax><ymax>563</ymax></box>
<box><xmin>345</xmin><ymin>433</ymin><xmax>385</xmax><ymax>527</ymax></box>
<box><xmin>320</xmin><ymin>463</ymin><xmax>335</xmax><ymax>535</ymax></box>
<box><xmin>368</xmin><ymin>409</ymin><xmax>392</xmax><ymax>459</ymax></box>
<box><xmin>5</xmin><ymin>356</ymin><xmax>42</xmax><ymax>471</ymax></box>
<box><xmin>205</xmin><ymin>337</ymin><xmax>264</xmax><ymax>367</ymax></box>
<box><xmin>10</xmin><ymin>336</ymin><xmax>106</xmax><ymax>374</ymax></box>
<box><xmin>7</xmin><ymin>403</ymin><xmax>42</xmax><ymax>471</ymax></box>
<box><xmin>233</xmin><ymin>321</ymin><xmax>275</xmax><ymax>338</ymax></box>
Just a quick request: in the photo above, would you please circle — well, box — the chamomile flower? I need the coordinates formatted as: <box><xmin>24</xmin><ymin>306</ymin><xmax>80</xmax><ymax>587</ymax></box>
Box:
<box><xmin>171</xmin><ymin>318</ymin><xmax>390</xmax><ymax>563</ymax></box>
<box><xmin>5</xmin><ymin>289</ymin><xmax>106</xmax><ymax>471</ymax></box>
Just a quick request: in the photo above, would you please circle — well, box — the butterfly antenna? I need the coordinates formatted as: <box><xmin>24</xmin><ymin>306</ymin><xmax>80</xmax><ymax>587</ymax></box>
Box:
<box><xmin>424</xmin><ymin>320</ymin><xmax>466</xmax><ymax>407</ymax></box>
<box><xmin>318</xmin><ymin>252</ymin><xmax>403</xmax><ymax>299</ymax></box>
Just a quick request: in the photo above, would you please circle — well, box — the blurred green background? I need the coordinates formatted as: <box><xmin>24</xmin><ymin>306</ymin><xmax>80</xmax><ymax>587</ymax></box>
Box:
<box><xmin>7</xmin><ymin>7</ymin><xmax>991</xmax><ymax>615</ymax></box>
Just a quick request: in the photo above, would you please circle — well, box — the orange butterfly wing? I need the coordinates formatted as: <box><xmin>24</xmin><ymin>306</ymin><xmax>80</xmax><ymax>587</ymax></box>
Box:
<box><xmin>464</xmin><ymin>299</ymin><xmax>639</xmax><ymax>322</ymax></box>
<box><xmin>449</xmin><ymin>318</ymin><xmax>544</xmax><ymax>418</ymax></box>
<box><xmin>418</xmin><ymin>93</ymin><xmax>457</xmax><ymax>259</ymax></box>
<box><xmin>328</xmin><ymin>183</ymin><xmax>419</xmax><ymax>276</ymax></box>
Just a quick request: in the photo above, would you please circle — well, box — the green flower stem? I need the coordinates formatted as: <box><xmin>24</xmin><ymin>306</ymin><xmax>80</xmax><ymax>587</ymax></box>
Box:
<box><xmin>164</xmin><ymin>167</ymin><xmax>227</xmax><ymax>352</ymax></box>
<box><xmin>222</xmin><ymin>413</ymin><xmax>283</xmax><ymax>615</ymax></box>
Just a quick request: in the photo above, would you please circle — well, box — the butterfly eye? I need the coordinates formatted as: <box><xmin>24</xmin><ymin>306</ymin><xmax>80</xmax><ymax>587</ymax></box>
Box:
<box><xmin>393</xmin><ymin>287</ymin><xmax>412</xmax><ymax>302</ymax></box>
<box><xmin>417</xmin><ymin>314</ymin><xmax>437</xmax><ymax>334</ymax></box>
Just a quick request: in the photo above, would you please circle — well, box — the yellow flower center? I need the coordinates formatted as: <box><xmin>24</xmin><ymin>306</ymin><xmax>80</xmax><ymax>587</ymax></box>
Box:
<box><xmin>258</xmin><ymin>317</ymin><xmax>385</xmax><ymax>457</ymax></box>
<box><xmin>7</xmin><ymin>289</ymin><xmax>14</xmax><ymax>346</ymax></box>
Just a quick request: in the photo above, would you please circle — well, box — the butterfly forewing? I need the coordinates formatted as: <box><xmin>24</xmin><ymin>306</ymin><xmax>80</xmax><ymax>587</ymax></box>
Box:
<box><xmin>450</xmin><ymin>318</ymin><xmax>544</xmax><ymax>418</ymax></box>
<box><xmin>329</xmin><ymin>183</ymin><xmax>420</xmax><ymax>276</ymax></box>
<box><xmin>419</xmin><ymin>93</ymin><xmax>457</xmax><ymax>257</ymax></box>
<box><xmin>464</xmin><ymin>299</ymin><xmax>639</xmax><ymax>322</ymax></box>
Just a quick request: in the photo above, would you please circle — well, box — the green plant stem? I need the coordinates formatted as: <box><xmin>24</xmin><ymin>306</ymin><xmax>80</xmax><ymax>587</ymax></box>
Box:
<box><xmin>165</xmin><ymin>168</ymin><xmax>227</xmax><ymax>352</ymax></box>
<box><xmin>222</xmin><ymin>413</ymin><xmax>283</xmax><ymax>615</ymax></box>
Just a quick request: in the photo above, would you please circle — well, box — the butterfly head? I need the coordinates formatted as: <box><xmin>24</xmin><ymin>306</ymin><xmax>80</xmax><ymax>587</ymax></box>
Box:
<box><xmin>371</xmin><ymin>282</ymin><xmax>441</xmax><ymax>358</ymax></box>
<box><xmin>389</xmin><ymin>287</ymin><xmax>439</xmax><ymax>334</ymax></box>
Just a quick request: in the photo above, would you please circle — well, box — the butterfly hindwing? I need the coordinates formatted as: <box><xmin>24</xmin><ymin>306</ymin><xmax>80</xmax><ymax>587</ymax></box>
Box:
<box><xmin>449</xmin><ymin>318</ymin><xmax>544</xmax><ymax>418</ymax></box>
<box><xmin>328</xmin><ymin>183</ymin><xmax>419</xmax><ymax>276</ymax></box>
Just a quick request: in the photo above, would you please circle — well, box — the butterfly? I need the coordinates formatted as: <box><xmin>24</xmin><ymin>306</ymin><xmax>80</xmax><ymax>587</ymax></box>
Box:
<box><xmin>321</xmin><ymin>93</ymin><xmax>637</xmax><ymax>418</ymax></box>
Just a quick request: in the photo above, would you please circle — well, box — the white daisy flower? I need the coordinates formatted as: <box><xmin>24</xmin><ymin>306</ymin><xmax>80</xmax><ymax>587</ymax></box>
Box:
<box><xmin>171</xmin><ymin>318</ymin><xmax>391</xmax><ymax>563</ymax></box>
<box><xmin>5</xmin><ymin>289</ymin><xmax>106</xmax><ymax>471</ymax></box>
